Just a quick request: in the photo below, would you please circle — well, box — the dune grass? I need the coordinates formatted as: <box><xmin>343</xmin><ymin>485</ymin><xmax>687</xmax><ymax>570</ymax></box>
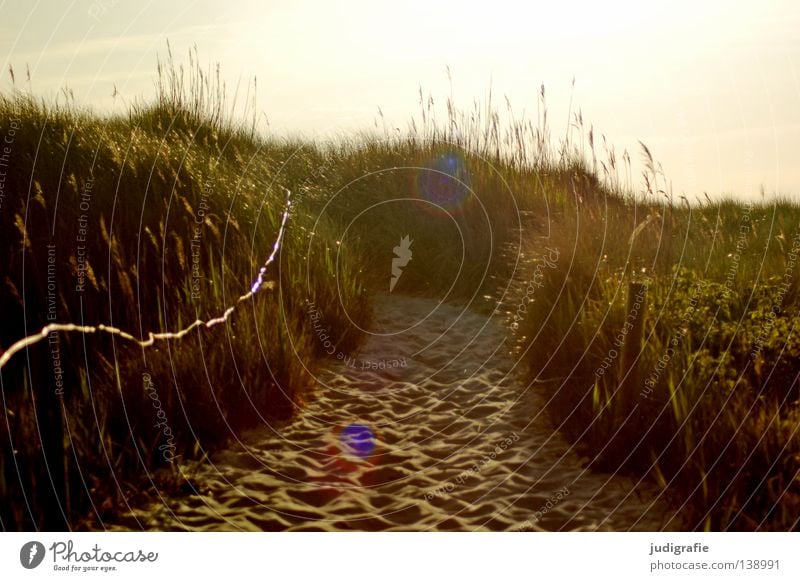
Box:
<box><xmin>513</xmin><ymin>192</ymin><xmax>800</xmax><ymax>531</ymax></box>
<box><xmin>0</xmin><ymin>61</ymin><xmax>373</xmax><ymax>529</ymax></box>
<box><xmin>0</xmin><ymin>53</ymin><xmax>554</xmax><ymax>530</ymax></box>
<box><xmin>1</xmin><ymin>51</ymin><xmax>797</xmax><ymax>531</ymax></box>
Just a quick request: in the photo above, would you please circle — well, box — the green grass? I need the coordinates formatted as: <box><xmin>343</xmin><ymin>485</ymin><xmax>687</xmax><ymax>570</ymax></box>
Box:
<box><xmin>0</xmin><ymin>60</ymin><xmax>372</xmax><ymax>529</ymax></box>
<box><xmin>513</xmin><ymin>196</ymin><xmax>800</xmax><ymax>530</ymax></box>
<box><xmin>1</xmin><ymin>51</ymin><xmax>797</xmax><ymax>531</ymax></box>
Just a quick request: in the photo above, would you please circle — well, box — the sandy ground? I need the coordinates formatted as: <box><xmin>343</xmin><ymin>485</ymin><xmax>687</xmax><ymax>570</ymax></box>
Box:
<box><xmin>99</xmin><ymin>294</ymin><xmax>680</xmax><ymax>531</ymax></box>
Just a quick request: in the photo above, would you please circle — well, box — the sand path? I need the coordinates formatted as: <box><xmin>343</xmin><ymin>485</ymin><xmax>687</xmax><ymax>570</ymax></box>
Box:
<box><xmin>102</xmin><ymin>294</ymin><xmax>677</xmax><ymax>531</ymax></box>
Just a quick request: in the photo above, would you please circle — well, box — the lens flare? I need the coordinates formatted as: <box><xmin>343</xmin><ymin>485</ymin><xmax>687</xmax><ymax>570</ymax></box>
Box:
<box><xmin>339</xmin><ymin>423</ymin><xmax>376</xmax><ymax>458</ymax></box>
<box><xmin>416</xmin><ymin>153</ymin><xmax>473</xmax><ymax>212</ymax></box>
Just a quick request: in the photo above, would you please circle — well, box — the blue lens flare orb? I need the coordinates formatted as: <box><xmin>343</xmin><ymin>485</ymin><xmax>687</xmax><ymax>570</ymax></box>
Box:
<box><xmin>416</xmin><ymin>153</ymin><xmax>473</xmax><ymax>212</ymax></box>
<box><xmin>339</xmin><ymin>423</ymin><xmax>376</xmax><ymax>458</ymax></box>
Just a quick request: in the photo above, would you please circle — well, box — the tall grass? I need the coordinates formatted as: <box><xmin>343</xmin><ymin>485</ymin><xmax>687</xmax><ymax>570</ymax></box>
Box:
<box><xmin>513</xmin><ymin>186</ymin><xmax>800</xmax><ymax>530</ymax></box>
<box><xmin>1</xmin><ymin>48</ymin><xmax>797</xmax><ymax>532</ymax></box>
<box><xmin>0</xmin><ymin>54</ymin><xmax>369</xmax><ymax>530</ymax></box>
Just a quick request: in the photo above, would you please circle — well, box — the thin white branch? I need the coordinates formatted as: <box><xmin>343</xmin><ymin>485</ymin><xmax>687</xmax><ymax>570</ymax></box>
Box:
<box><xmin>0</xmin><ymin>191</ymin><xmax>292</xmax><ymax>371</ymax></box>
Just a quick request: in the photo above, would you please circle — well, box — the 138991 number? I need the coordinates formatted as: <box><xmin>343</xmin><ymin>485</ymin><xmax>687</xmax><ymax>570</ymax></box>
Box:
<box><xmin>745</xmin><ymin>559</ymin><xmax>779</xmax><ymax>570</ymax></box>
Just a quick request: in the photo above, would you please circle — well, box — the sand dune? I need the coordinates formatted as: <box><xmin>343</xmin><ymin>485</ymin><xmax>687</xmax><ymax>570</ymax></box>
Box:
<box><xmin>99</xmin><ymin>295</ymin><xmax>678</xmax><ymax>531</ymax></box>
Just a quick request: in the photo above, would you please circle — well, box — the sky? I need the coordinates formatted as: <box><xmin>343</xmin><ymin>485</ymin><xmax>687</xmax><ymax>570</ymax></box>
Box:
<box><xmin>1</xmin><ymin>0</ymin><xmax>798</xmax><ymax>200</ymax></box>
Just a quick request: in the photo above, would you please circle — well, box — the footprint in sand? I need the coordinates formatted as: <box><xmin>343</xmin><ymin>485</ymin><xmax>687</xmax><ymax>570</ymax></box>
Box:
<box><xmin>95</xmin><ymin>294</ymin><xmax>680</xmax><ymax>531</ymax></box>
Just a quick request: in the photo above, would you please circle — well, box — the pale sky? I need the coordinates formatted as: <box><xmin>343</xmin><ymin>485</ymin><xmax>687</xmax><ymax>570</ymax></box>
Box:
<box><xmin>1</xmin><ymin>0</ymin><xmax>798</xmax><ymax>200</ymax></box>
